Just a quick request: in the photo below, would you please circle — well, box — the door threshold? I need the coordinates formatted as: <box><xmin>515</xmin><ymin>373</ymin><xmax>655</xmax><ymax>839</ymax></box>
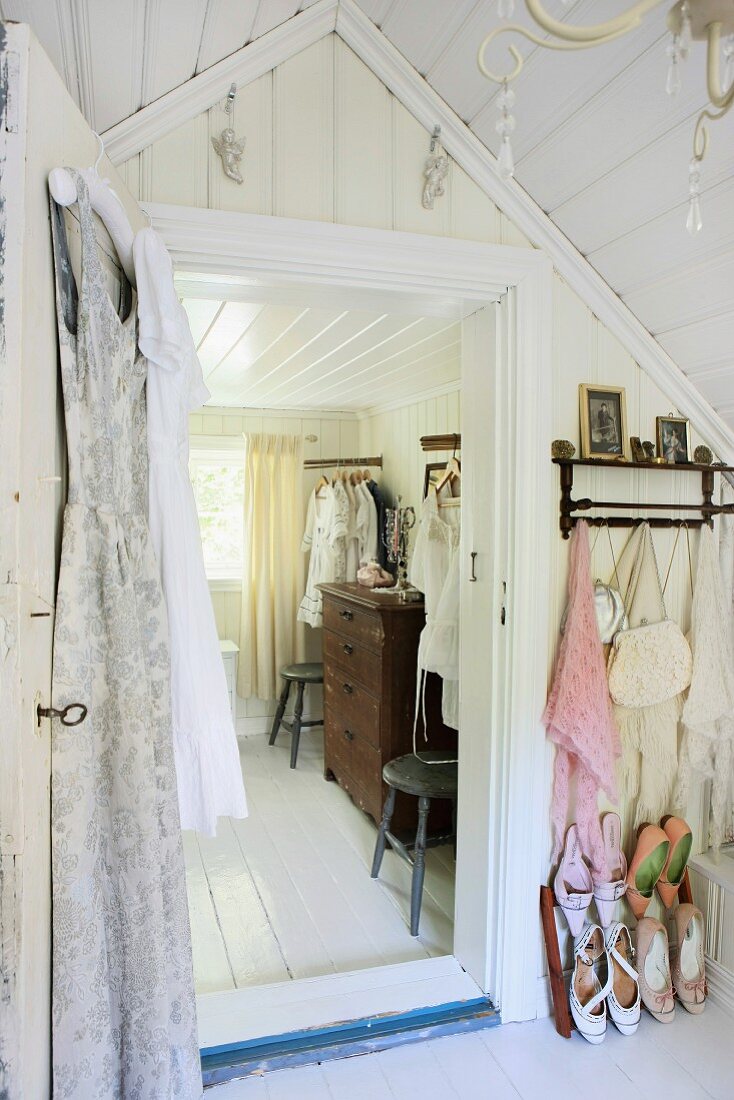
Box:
<box><xmin>198</xmin><ymin>955</ymin><xmax>481</xmax><ymax>1054</ymax></box>
<box><xmin>201</xmin><ymin>995</ymin><xmax>497</xmax><ymax>1088</ymax></box>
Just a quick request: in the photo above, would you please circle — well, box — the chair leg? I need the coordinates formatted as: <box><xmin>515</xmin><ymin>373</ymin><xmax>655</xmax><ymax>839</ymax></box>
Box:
<box><xmin>289</xmin><ymin>681</ymin><xmax>305</xmax><ymax>769</ymax></box>
<box><xmin>269</xmin><ymin>680</ymin><xmax>291</xmax><ymax>745</ymax></box>
<box><xmin>371</xmin><ymin>787</ymin><xmax>397</xmax><ymax>879</ymax></box>
<box><xmin>410</xmin><ymin>796</ymin><xmax>430</xmax><ymax>937</ymax></box>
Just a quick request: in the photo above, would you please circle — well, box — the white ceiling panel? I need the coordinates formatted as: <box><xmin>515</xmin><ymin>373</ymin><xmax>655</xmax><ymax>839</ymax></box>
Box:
<box><xmin>195</xmin><ymin>0</ymin><xmax>259</xmax><ymax>72</ymax></box>
<box><xmin>182</xmin><ymin>296</ymin><xmax>461</xmax><ymax>410</ymax></box>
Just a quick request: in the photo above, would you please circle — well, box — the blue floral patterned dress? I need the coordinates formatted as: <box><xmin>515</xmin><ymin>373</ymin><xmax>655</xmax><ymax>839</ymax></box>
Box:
<box><xmin>49</xmin><ymin>173</ymin><xmax>201</xmax><ymax>1099</ymax></box>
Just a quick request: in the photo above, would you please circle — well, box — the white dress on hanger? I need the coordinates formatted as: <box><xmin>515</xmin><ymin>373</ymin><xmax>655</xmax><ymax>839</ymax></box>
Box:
<box><xmin>133</xmin><ymin>227</ymin><xmax>248</xmax><ymax>837</ymax></box>
<box><xmin>344</xmin><ymin>478</ymin><xmax>360</xmax><ymax>582</ymax></box>
<box><xmin>356</xmin><ymin>480</ymin><xmax>379</xmax><ymax>565</ymax></box>
<box><xmin>409</xmin><ymin>484</ymin><xmax>461</xmax><ymax>731</ymax></box>
<box><xmin>298</xmin><ymin>484</ymin><xmax>347</xmax><ymax>627</ymax></box>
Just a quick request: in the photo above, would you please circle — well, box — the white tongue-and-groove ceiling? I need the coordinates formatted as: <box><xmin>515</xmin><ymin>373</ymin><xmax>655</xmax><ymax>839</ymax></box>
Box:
<box><xmin>181</xmin><ymin>289</ymin><xmax>461</xmax><ymax>411</ymax></box>
<box><xmin>7</xmin><ymin>0</ymin><xmax>733</xmax><ymax>425</ymax></box>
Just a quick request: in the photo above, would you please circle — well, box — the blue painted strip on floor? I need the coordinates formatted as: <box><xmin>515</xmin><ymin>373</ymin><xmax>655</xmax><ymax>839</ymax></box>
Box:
<box><xmin>200</xmin><ymin>997</ymin><xmax>498</xmax><ymax>1087</ymax></box>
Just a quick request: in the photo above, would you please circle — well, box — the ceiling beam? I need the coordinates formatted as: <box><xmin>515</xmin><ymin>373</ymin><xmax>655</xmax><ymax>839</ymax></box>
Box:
<box><xmin>101</xmin><ymin>0</ymin><xmax>338</xmax><ymax>164</ymax></box>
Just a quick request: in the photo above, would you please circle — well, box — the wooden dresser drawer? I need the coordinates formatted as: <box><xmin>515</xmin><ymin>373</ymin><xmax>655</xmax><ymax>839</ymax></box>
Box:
<box><xmin>324</xmin><ymin>630</ymin><xmax>382</xmax><ymax>688</ymax></box>
<box><xmin>325</xmin><ymin>719</ymin><xmax>383</xmax><ymax>792</ymax></box>
<box><xmin>324</xmin><ymin>666</ymin><xmax>380</xmax><ymax>747</ymax></box>
<box><xmin>323</xmin><ymin>597</ymin><xmax>384</xmax><ymax>652</ymax></box>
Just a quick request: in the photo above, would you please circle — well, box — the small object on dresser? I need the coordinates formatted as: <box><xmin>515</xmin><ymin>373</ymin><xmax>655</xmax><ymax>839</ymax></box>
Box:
<box><xmin>551</xmin><ymin>439</ymin><xmax>576</xmax><ymax>459</ymax></box>
<box><xmin>642</xmin><ymin>440</ymin><xmax>656</xmax><ymax>461</ymax></box>
<box><xmin>357</xmin><ymin>561</ymin><xmax>395</xmax><ymax>589</ymax></box>
<box><xmin>694</xmin><ymin>445</ymin><xmax>713</xmax><ymax>465</ymax></box>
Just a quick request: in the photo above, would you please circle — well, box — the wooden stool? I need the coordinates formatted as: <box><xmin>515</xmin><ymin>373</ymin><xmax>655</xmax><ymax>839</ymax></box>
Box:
<box><xmin>269</xmin><ymin>663</ymin><xmax>324</xmax><ymax>769</ymax></box>
<box><xmin>371</xmin><ymin>752</ymin><xmax>458</xmax><ymax>936</ymax></box>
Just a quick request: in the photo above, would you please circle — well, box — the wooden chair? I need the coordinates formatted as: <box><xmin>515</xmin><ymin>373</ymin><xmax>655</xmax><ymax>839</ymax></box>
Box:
<box><xmin>371</xmin><ymin>751</ymin><xmax>458</xmax><ymax>936</ymax></box>
<box><xmin>269</xmin><ymin>663</ymin><xmax>324</xmax><ymax>769</ymax></box>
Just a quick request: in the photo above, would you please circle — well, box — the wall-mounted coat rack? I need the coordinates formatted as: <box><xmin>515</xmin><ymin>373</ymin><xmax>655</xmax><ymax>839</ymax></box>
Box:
<box><xmin>304</xmin><ymin>455</ymin><xmax>383</xmax><ymax>470</ymax></box>
<box><xmin>554</xmin><ymin>458</ymin><xmax>734</xmax><ymax>539</ymax></box>
<box><xmin>420</xmin><ymin>433</ymin><xmax>461</xmax><ymax>452</ymax></box>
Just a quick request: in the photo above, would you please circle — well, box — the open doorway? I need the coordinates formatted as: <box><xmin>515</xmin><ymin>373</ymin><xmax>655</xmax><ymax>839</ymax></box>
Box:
<box><xmin>181</xmin><ymin>277</ymin><xmax>466</xmax><ymax>993</ymax></box>
<box><xmin>153</xmin><ymin>206</ymin><xmax>553</xmax><ymax>1053</ymax></box>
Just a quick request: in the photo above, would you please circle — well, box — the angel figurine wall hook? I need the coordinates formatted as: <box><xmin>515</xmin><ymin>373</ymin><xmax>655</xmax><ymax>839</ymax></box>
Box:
<box><xmin>422</xmin><ymin>125</ymin><xmax>449</xmax><ymax>210</ymax></box>
<box><xmin>212</xmin><ymin>128</ymin><xmax>246</xmax><ymax>184</ymax></box>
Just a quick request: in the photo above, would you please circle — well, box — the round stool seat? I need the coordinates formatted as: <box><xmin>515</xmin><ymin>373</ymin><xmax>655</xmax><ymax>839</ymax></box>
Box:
<box><xmin>382</xmin><ymin>752</ymin><xmax>458</xmax><ymax>800</ymax></box>
<box><xmin>280</xmin><ymin>662</ymin><xmax>324</xmax><ymax>684</ymax></box>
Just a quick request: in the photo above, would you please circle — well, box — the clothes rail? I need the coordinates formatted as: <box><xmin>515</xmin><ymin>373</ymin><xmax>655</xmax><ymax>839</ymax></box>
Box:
<box><xmin>303</xmin><ymin>455</ymin><xmax>383</xmax><ymax>469</ymax></box>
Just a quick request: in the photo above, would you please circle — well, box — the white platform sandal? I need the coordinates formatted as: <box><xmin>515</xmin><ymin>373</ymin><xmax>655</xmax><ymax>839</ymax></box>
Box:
<box><xmin>569</xmin><ymin>924</ymin><xmax>613</xmax><ymax>1044</ymax></box>
<box><xmin>604</xmin><ymin>922</ymin><xmax>641</xmax><ymax>1035</ymax></box>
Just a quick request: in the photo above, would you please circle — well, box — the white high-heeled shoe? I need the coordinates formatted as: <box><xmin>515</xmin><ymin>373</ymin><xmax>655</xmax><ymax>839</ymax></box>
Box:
<box><xmin>554</xmin><ymin>824</ymin><xmax>593</xmax><ymax>936</ymax></box>
<box><xmin>604</xmin><ymin>922</ymin><xmax>641</xmax><ymax>1035</ymax></box>
<box><xmin>569</xmin><ymin>924</ymin><xmax>613</xmax><ymax>1044</ymax></box>
<box><xmin>593</xmin><ymin>813</ymin><xmax>628</xmax><ymax>928</ymax></box>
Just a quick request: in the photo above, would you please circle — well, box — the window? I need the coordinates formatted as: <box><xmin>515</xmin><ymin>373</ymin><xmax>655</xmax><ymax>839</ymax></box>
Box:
<box><xmin>189</xmin><ymin>437</ymin><xmax>245</xmax><ymax>583</ymax></box>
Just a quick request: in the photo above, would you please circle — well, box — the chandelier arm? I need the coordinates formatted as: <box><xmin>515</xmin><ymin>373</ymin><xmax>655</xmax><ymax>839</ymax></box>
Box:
<box><xmin>706</xmin><ymin>22</ymin><xmax>734</xmax><ymax>111</ymax></box>
<box><xmin>477</xmin><ymin>22</ymin><xmax>642</xmax><ymax>84</ymax></box>
<box><xmin>524</xmin><ymin>0</ymin><xmax>664</xmax><ymax>44</ymax></box>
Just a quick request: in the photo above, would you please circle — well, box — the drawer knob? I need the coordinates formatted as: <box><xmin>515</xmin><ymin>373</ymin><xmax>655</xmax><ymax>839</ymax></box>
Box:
<box><xmin>342</xmin><ymin>683</ymin><xmax>353</xmax><ymax>695</ymax></box>
<box><xmin>340</xmin><ymin>608</ymin><xmax>353</xmax><ymax>621</ymax></box>
<box><xmin>343</xmin><ymin>643</ymin><xmax>353</xmax><ymax>655</ymax></box>
<box><xmin>344</xmin><ymin>729</ymin><xmax>355</xmax><ymax>741</ymax></box>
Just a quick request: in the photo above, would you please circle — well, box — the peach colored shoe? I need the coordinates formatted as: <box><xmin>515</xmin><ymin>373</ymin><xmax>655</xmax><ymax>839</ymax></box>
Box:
<box><xmin>625</xmin><ymin>823</ymin><xmax>670</xmax><ymax>920</ymax></box>
<box><xmin>554</xmin><ymin>824</ymin><xmax>593</xmax><ymax>937</ymax></box>
<box><xmin>657</xmin><ymin>816</ymin><xmax>693</xmax><ymax>910</ymax></box>
<box><xmin>636</xmin><ymin>917</ymin><xmax>675</xmax><ymax>1023</ymax></box>
<box><xmin>672</xmin><ymin>904</ymin><xmax>706</xmax><ymax>1014</ymax></box>
<box><xmin>593</xmin><ymin>812</ymin><xmax>627</xmax><ymax>928</ymax></box>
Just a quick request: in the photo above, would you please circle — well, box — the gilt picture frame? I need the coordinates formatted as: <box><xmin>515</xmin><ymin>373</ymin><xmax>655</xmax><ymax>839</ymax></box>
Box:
<box><xmin>579</xmin><ymin>384</ymin><xmax>629</xmax><ymax>461</ymax></box>
<box><xmin>657</xmin><ymin>415</ymin><xmax>691</xmax><ymax>464</ymax></box>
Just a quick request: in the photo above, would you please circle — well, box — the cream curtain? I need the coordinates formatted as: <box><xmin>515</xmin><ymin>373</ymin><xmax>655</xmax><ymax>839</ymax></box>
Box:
<box><xmin>238</xmin><ymin>432</ymin><xmax>305</xmax><ymax>701</ymax></box>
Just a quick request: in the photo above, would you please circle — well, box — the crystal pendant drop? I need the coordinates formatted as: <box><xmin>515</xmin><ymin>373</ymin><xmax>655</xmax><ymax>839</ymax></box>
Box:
<box><xmin>498</xmin><ymin>136</ymin><xmax>515</xmax><ymax>179</ymax></box>
<box><xmin>497</xmin><ymin>0</ymin><xmax>515</xmax><ymax>18</ymax></box>
<box><xmin>679</xmin><ymin>2</ymin><xmax>692</xmax><ymax>57</ymax></box>
<box><xmin>666</xmin><ymin>36</ymin><xmax>682</xmax><ymax>96</ymax></box>
<box><xmin>686</xmin><ymin>195</ymin><xmax>702</xmax><ymax>235</ymax></box>
<box><xmin>687</xmin><ymin>156</ymin><xmax>702</xmax><ymax>235</ymax></box>
<box><xmin>495</xmin><ymin>79</ymin><xmax>516</xmax><ymax>180</ymax></box>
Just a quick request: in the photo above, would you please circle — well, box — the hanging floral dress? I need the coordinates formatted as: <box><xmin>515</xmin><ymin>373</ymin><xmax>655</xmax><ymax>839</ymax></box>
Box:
<box><xmin>49</xmin><ymin>174</ymin><xmax>201</xmax><ymax>1098</ymax></box>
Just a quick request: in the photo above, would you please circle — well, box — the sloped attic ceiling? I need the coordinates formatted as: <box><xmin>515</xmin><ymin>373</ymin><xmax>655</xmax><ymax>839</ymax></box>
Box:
<box><xmin>5</xmin><ymin>0</ymin><xmax>733</xmax><ymax>429</ymax></box>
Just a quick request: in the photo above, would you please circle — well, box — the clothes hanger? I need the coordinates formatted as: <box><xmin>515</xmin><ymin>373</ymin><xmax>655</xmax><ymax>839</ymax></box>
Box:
<box><xmin>48</xmin><ymin>131</ymin><xmax>137</xmax><ymax>288</ymax></box>
<box><xmin>436</xmin><ymin>456</ymin><xmax>461</xmax><ymax>496</ymax></box>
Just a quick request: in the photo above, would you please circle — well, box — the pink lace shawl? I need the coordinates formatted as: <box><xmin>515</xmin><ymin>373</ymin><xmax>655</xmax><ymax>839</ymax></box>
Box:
<box><xmin>543</xmin><ymin>521</ymin><xmax>621</xmax><ymax>878</ymax></box>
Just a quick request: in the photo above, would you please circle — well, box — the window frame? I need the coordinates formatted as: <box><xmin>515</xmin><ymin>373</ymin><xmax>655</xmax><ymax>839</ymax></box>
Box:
<box><xmin>188</xmin><ymin>434</ymin><xmax>245</xmax><ymax>586</ymax></box>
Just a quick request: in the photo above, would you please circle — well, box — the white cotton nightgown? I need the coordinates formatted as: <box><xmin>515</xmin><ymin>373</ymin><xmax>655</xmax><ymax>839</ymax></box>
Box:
<box><xmin>134</xmin><ymin>227</ymin><xmax>248</xmax><ymax>837</ymax></box>
<box><xmin>409</xmin><ymin>485</ymin><xmax>461</xmax><ymax>731</ymax></box>
<box><xmin>298</xmin><ymin>485</ymin><xmax>348</xmax><ymax>627</ymax></box>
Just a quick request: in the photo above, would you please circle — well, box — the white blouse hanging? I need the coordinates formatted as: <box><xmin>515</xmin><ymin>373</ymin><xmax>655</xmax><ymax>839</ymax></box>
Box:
<box><xmin>133</xmin><ymin>227</ymin><xmax>248</xmax><ymax>837</ymax></box>
<box><xmin>409</xmin><ymin>484</ymin><xmax>461</xmax><ymax>732</ymax></box>
<box><xmin>298</xmin><ymin>483</ymin><xmax>348</xmax><ymax>627</ymax></box>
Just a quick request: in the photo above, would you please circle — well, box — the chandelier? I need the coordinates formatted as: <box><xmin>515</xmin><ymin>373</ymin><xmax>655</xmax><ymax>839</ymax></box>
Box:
<box><xmin>477</xmin><ymin>1</ymin><xmax>734</xmax><ymax>233</ymax></box>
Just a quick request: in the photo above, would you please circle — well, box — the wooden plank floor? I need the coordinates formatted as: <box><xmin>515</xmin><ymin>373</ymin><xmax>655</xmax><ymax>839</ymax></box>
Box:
<box><xmin>207</xmin><ymin>1002</ymin><xmax>734</xmax><ymax>1099</ymax></box>
<box><xmin>184</xmin><ymin>731</ymin><xmax>455</xmax><ymax>995</ymax></box>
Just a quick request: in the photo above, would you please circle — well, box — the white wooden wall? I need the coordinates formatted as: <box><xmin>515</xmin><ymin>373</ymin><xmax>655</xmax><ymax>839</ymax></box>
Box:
<box><xmin>130</xmin><ymin>33</ymin><xmax>728</xmax><ymax>1012</ymax></box>
<box><xmin>0</xmin><ymin>24</ymin><xmax>147</xmax><ymax>1097</ymax></box>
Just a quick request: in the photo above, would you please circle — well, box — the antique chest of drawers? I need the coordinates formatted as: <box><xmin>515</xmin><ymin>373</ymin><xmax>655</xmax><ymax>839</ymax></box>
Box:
<box><xmin>319</xmin><ymin>582</ymin><xmax>454</xmax><ymax>831</ymax></box>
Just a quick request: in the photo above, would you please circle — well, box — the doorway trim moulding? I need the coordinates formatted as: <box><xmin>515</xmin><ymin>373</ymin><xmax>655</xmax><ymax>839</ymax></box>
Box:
<box><xmin>150</xmin><ymin>200</ymin><xmax>554</xmax><ymax>1030</ymax></box>
<box><xmin>104</xmin><ymin>0</ymin><xmax>734</xmax><ymax>465</ymax></box>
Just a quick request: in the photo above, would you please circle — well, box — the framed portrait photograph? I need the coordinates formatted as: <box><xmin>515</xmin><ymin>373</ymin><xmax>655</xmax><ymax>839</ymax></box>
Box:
<box><xmin>579</xmin><ymin>384</ymin><xmax>629</xmax><ymax>460</ymax></box>
<box><xmin>657</xmin><ymin>416</ymin><xmax>691</xmax><ymax>464</ymax></box>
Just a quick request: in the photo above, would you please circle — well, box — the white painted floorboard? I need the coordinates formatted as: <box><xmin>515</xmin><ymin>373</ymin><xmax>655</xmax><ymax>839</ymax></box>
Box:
<box><xmin>206</xmin><ymin>1003</ymin><xmax>734</xmax><ymax>1099</ymax></box>
<box><xmin>185</xmin><ymin>731</ymin><xmax>454</xmax><ymax>995</ymax></box>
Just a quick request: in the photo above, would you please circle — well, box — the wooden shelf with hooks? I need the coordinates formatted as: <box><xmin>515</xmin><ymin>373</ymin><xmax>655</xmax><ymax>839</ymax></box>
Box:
<box><xmin>553</xmin><ymin>458</ymin><xmax>734</xmax><ymax>539</ymax></box>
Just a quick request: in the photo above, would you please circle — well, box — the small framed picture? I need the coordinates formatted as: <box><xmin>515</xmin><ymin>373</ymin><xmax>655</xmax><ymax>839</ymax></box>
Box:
<box><xmin>579</xmin><ymin>384</ymin><xmax>629</xmax><ymax>460</ymax></box>
<box><xmin>657</xmin><ymin>416</ymin><xmax>691</xmax><ymax>464</ymax></box>
<box><xmin>423</xmin><ymin>462</ymin><xmax>446</xmax><ymax>499</ymax></box>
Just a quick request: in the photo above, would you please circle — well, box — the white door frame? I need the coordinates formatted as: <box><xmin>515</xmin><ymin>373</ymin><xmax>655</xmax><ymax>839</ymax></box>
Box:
<box><xmin>149</xmin><ymin>202</ymin><xmax>554</xmax><ymax>1028</ymax></box>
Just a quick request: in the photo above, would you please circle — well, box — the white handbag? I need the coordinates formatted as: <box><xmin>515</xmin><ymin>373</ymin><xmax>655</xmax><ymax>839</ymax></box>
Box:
<box><xmin>607</xmin><ymin>523</ymin><xmax>692</xmax><ymax>709</ymax></box>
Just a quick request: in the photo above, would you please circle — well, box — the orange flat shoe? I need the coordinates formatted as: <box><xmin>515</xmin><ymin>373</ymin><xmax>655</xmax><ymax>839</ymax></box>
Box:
<box><xmin>657</xmin><ymin>816</ymin><xmax>693</xmax><ymax>910</ymax></box>
<box><xmin>625</xmin><ymin>823</ymin><xmax>670</xmax><ymax>920</ymax></box>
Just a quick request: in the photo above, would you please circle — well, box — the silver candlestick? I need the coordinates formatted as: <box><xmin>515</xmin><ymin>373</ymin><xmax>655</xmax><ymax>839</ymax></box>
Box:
<box><xmin>382</xmin><ymin>496</ymin><xmax>416</xmax><ymax>591</ymax></box>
